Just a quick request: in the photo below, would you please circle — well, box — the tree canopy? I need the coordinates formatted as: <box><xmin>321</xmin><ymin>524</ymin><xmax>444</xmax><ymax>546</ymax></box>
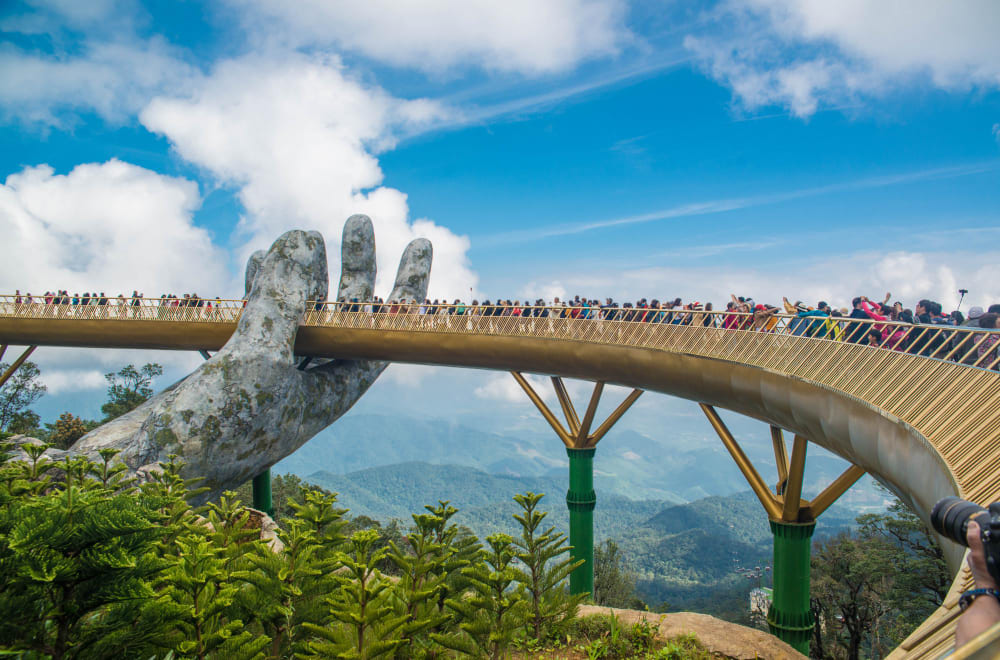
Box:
<box><xmin>100</xmin><ymin>362</ymin><xmax>163</xmax><ymax>422</ymax></box>
<box><xmin>0</xmin><ymin>360</ymin><xmax>45</xmax><ymax>433</ymax></box>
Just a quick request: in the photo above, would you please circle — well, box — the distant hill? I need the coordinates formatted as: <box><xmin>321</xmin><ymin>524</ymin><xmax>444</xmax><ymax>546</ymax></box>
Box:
<box><xmin>302</xmin><ymin>461</ymin><xmax>858</xmax><ymax>622</ymax></box>
<box><xmin>305</xmin><ymin>461</ymin><xmax>667</xmax><ymax>541</ymax></box>
<box><xmin>277</xmin><ymin>413</ymin><xmax>888</xmax><ymax>508</ymax></box>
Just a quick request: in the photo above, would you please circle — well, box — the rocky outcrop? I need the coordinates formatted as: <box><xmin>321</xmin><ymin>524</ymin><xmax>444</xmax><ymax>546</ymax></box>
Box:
<box><xmin>576</xmin><ymin>605</ymin><xmax>806</xmax><ymax>659</ymax></box>
<box><xmin>67</xmin><ymin>215</ymin><xmax>432</xmax><ymax>501</ymax></box>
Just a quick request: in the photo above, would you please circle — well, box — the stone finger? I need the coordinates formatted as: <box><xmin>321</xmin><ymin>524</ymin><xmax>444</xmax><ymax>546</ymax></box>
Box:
<box><xmin>244</xmin><ymin>249</ymin><xmax>267</xmax><ymax>296</ymax></box>
<box><xmin>387</xmin><ymin>238</ymin><xmax>433</xmax><ymax>305</ymax></box>
<box><xmin>337</xmin><ymin>214</ymin><xmax>376</xmax><ymax>303</ymax></box>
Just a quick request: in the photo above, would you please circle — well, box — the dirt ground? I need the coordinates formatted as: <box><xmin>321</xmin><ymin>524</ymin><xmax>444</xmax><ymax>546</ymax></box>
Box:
<box><xmin>564</xmin><ymin>606</ymin><xmax>807</xmax><ymax>660</ymax></box>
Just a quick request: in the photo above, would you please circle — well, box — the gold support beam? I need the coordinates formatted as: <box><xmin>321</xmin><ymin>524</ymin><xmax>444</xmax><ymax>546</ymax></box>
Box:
<box><xmin>511</xmin><ymin>372</ymin><xmax>573</xmax><ymax>447</ymax></box>
<box><xmin>782</xmin><ymin>435</ymin><xmax>809</xmax><ymax>522</ymax></box>
<box><xmin>0</xmin><ymin>344</ymin><xmax>7</xmax><ymax>361</ymax></box>
<box><xmin>771</xmin><ymin>425</ymin><xmax>789</xmax><ymax>495</ymax></box>
<box><xmin>513</xmin><ymin>374</ymin><xmax>642</xmax><ymax>449</ymax></box>
<box><xmin>699</xmin><ymin>403</ymin><xmax>783</xmax><ymax>520</ymax></box>
<box><xmin>587</xmin><ymin>388</ymin><xmax>643</xmax><ymax>447</ymax></box>
<box><xmin>551</xmin><ymin>377</ymin><xmax>581</xmax><ymax>436</ymax></box>
<box><xmin>810</xmin><ymin>465</ymin><xmax>866</xmax><ymax>518</ymax></box>
<box><xmin>577</xmin><ymin>381</ymin><xmax>605</xmax><ymax>445</ymax></box>
<box><xmin>0</xmin><ymin>345</ymin><xmax>36</xmax><ymax>388</ymax></box>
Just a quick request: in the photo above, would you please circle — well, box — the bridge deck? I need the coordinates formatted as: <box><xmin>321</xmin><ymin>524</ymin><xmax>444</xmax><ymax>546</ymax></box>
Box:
<box><xmin>2</xmin><ymin>298</ymin><xmax>998</xmax><ymax>658</ymax></box>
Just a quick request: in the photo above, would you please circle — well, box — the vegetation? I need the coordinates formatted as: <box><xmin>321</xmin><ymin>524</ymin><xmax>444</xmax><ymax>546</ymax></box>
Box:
<box><xmin>0</xmin><ymin>360</ymin><xmax>948</xmax><ymax>657</ymax></box>
<box><xmin>563</xmin><ymin>613</ymin><xmax>713</xmax><ymax>659</ymax></box>
<box><xmin>593</xmin><ymin>540</ymin><xmax>639</xmax><ymax>609</ymax></box>
<box><xmin>0</xmin><ymin>361</ymin><xmax>161</xmax><ymax>446</ymax></box>
<box><xmin>0</xmin><ymin>359</ymin><xmax>46</xmax><ymax>433</ymax></box>
<box><xmin>0</xmin><ymin>445</ymin><xmax>620</xmax><ymax>660</ymax></box>
<box><xmin>809</xmin><ymin>493</ymin><xmax>950</xmax><ymax>660</ymax></box>
<box><xmin>100</xmin><ymin>362</ymin><xmax>163</xmax><ymax>422</ymax></box>
<box><xmin>47</xmin><ymin>412</ymin><xmax>98</xmax><ymax>450</ymax></box>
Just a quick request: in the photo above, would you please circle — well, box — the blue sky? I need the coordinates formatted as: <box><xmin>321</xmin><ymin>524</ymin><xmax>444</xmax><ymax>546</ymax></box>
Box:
<box><xmin>2</xmin><ymin>0</ymin><xmax>999</xmax><ymax>447</ymax></box>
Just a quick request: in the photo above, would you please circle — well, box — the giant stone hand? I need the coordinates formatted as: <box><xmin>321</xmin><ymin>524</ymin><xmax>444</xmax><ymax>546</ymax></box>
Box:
<box><xmin>72</xmin><ymin>215</ymin><xmax>431</xmax><ymax>501</ymax></box>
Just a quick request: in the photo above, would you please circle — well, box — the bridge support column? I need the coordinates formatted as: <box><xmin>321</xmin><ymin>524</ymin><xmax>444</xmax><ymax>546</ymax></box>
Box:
<box><xmin>768</xmin><ymin>520</ymin><xmax>815</xmax><ymax>655</ymax></box>
<box><xmin>567</xmin><ymin>447</ymin><xmax>596</xmax><ymax>596</ymax></box>
<box><xmin>699</xmin><ymin>403</ymin><xmax>865</xmax><ymax>656</ymax></box>
<box><xmin>511</xmin><ymin>372</ymin><xmax>642</xmax><ymax>598</ymax></box>
<box><xmin>253</xmin><ymin>468</ymin><xmax>273</xmax><ymax>517</ymax></box>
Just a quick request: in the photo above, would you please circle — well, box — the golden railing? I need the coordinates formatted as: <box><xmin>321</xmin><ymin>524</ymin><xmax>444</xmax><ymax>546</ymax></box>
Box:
<box><xmin>1</xmin><ymin>296</ymin><xmax>998</xmax><ymax>372</ymax></box>
<box><xmin>1</xmin><ymin>294</ymin><xmax>998</xmax><ymax>657</ymax></box>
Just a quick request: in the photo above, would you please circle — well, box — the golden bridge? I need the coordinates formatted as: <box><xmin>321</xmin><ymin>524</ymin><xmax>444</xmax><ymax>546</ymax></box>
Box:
<box><xmin>1</xmin><ymin>297</ymin><xmax>998</xmax><ymax>658</ymax></box>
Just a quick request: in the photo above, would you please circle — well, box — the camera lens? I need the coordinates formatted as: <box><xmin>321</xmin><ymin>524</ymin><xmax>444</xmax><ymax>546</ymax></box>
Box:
<box><xmin>930</xmin><ymin>496</ymin><xmax>987</xmax><ymax>546</ymax></box>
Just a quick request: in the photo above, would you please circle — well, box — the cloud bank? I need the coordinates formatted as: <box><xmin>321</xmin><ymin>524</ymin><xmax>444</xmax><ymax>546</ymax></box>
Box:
<box><xmin>226</xmin><ymin>0</ymin><xmax>630</xmax><ymax>75</ymax></box>
<box><xmin>0</xmin><ymin>159</ymin><xmax>229</xmax><ymax>296</ymax></box>
<box><xmin>141</xmin><ymin>53</ymin><xmax>478</xmax><ymax>300</ymax></box>
<box><xmin>687</xmin><ymin>0</ymin><xmax>1000</xmax><ymax>117</ymax></box>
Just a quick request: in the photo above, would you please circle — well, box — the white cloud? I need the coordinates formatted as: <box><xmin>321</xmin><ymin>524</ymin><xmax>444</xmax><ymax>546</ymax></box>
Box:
<box><xmin>527</xmin><ymin>249</ymin><xmax>1000</xmax><ymax>313</ymax></box>
<box><xmin>140</xmin><ymin>53</ymin><xmax>478</xmax><ymax>300</ymax></box>
<box><xmin>1</xmin><ymin>0</ymin><xmax>126</xmax><ymax>33</ymax></box>
<box><xmin>520</xmin><ymin>281</ymin><xmax>568</xmax><ymax>303</ymax></box>
<box><xmin>687</xmin><ymin>0</ymin><xmax>1000</xmax><ymax>117</ymax></box>
<box><xmin>473</xmin><ymin>371</ymin><xmax>635</xmax><ymax>421</ymax></box>
<box><xmin>0</xmin><ymin>159</ymin><xmax>230</xmax><ymax>297</ymax></box>
<box><xmin>0</xmin><ymin>39</ymin><xmax>198</xmax><ymax>125</ymax></box>
<box><xmin>993</xmin><ymin>123</ymin><xmax>1000</xmax><ymax>145</ymax></box>
<box><xmin>40</xmin><ymin>369</ymin><xmax>107</xmax><ymax>395</ymax></box>
<box><xmin>226</xmin><ymin>0</ymin><xmax>629</xmax><ymax>75</ymax></box>
<box><xmin>382</xmin><ymin>363</ymin><xmax>441</xmax><ymax>387</ymax></box>
<box><xmin>475</xmin><ymin>372</ymin><xmax>551</xmax><ymax>405</ymax></box>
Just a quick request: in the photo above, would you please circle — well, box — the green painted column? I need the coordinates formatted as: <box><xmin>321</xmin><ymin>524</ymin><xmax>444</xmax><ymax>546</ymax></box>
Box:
<box><xmin>252</xmin><ymin>468</ymin><xmax>273</xmax><ymax>517</ymax></box>
<box><xmin>566</xmin><ymin>447</ymin><xmax>596</xmax><ymax>597</ymax></box>
<box><xmin>767</xmin><ymin>520</ymin><xmax>815</xmax><ymax>655</ymax></box>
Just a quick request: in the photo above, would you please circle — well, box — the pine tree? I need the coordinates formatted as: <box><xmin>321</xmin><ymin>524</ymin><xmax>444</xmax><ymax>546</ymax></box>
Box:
<box><xmin>512</xmin><ymin>491</ymin><xmax>585</xmax><ymax>643</ymax></box>
<box><xmin>234</xmin><ymin>514</ymin><xmax>337</xmax><ymax>658</ymax></box>
<box><xmin>425</xmin><ymin>500</ymin><xmax>480</xmax><ymax>620</ymax></box>
<box><xmin>388</xmin><ymin>512</ymin><xmax>453</xmax><ymax>657</ymax></box>
<box><xmin>2</xmin><ymin>440</ymin><xmax>56</xmax><ymax>497</ymax></box>
<box><xmin>300</xmin><ymin>528</ymin><xmax>407</xmax><ymax>659</ymax></box>
<box><xmin>290</xmin><ymin>488</ymin><xmax>349</xmax><ymax>552</ymax></box>
<box><xmin>139</xmin><ymin>454</ymin><xmax>209</xmax><ymax>560</ymax></box>
<box><xmin>433</xmin><ymin>533</ymin><xmax>530</xmax><ymax>660</ymax></box>
<box><xmin>0</xmin><ymin>455</ymin><xmax>172</xmax><ymax>659</ymax></box>
<box><xmin>159</xmin><ymin>533</ymin><xmax>269</xmax><ymax>659</ymax></box>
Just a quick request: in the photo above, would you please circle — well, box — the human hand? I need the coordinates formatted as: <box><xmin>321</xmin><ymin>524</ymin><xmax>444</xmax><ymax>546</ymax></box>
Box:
<box><xmin>70</xmin><ymin>215</ymin><xmax>432</xmax><ymax>501</ymax></box>
<box><xmin>966</xmin><ymin>521</ymin><xmax>999</xmax><ymax>589</ymax></box>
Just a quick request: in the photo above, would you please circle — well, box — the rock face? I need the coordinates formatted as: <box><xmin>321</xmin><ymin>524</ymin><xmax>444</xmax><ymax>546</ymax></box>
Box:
<box><xmin>577</xmin><ymin>606</ymin><xmax>805</xmax><ymax>659</ymax></box>
<box><xmin>71</xmin><ymin>216</ymin><xmax>432</xmax><ymax>501</ymax></box>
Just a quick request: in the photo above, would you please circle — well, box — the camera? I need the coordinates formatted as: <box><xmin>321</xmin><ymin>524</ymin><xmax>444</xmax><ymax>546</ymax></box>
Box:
<box><xmin>930</xmin><ymin>497</ymin><xmax>1000</xmax><ymax>585</ymax></box>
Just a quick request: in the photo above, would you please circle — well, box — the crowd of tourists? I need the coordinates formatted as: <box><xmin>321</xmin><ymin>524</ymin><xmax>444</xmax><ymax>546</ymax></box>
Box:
<box><xmin>331</xmin><ymin>292</ymin><xmax>1000</xmax><ymax>366</ymax></box>
<box><xmin>10</xmin><ymin>288</ymin><xmax>1000</xmax><ymax>366</ymax></box>
<box><xmin>13</xmin><ymin>290</ymin><xmax>218</xmax><ymax>309</ymax></box>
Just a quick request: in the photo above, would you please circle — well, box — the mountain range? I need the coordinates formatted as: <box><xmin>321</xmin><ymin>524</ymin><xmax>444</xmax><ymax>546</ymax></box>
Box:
<box><xmin>275</xmin><ymin>413</ymin><xmax>887</xmax><ymax>508</ymax></box>
<box><xmin>299</xmin><ymin>460</ymin><xmax>860</xmax><ymax>618</ymax></box>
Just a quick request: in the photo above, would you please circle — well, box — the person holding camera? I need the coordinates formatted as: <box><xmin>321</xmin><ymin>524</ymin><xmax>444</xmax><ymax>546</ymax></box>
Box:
<box><xmin>931</xmin><ymin>497</ymin><xmax>1000</xmax><ymax>649</ymax></box>
<box><xmin>955</xmin><ymin>519</ymin><xmax>1000</xmax><ymax>647</ymax></box>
